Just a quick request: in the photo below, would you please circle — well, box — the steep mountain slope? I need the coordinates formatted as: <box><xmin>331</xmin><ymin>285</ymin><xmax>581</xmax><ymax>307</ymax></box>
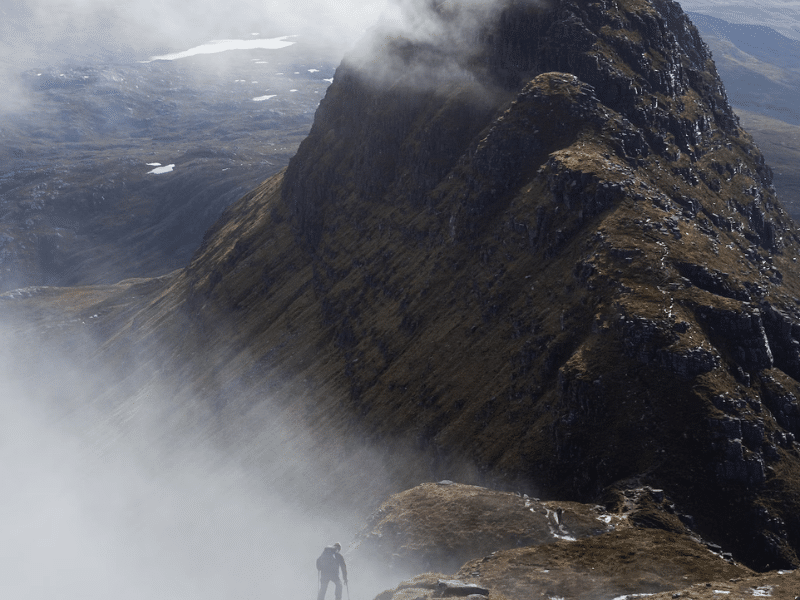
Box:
<box><xmin>6</xmin><ymin>0</ymin><xmax>800</xmax><ymax>572</ymax></box>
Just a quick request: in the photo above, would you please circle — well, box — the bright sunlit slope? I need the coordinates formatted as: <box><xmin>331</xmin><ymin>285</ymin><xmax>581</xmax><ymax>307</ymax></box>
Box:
<box><xmin>736</xmin><ymin>109</ymin><xmax>800</xmax><ymax>209</ymax></box>
<box><xmin>678</xmin><ymin>0</ymin><xmax>800</xmax><ymax>40</ymax></box>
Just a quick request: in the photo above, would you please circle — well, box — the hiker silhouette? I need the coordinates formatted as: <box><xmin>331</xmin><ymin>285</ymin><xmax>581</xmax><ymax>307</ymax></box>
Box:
<box><xmin>316</xmin><ymin>542</ymin><xmax>348</xmax><ymax>600</ymax></box>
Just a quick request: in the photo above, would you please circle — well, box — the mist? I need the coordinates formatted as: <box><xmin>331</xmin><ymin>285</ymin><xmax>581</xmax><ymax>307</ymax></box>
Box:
<box><xmin>0</xmin><ymin>0</ymin><xmax>386</xmax><ymax>119</ymax></box>
<box><xmin>0</xmin><ymin>316</ymin><xmax>399</xmax><ymax>600</ymax></box>
<box><xmin>344</xmin><ymin>0</ymin><xmax>548</xmax><ymax>94</ymax></box>
<box><xmin>2</xmin><ymin>0</ymin><xmax>387</xmax><ymax>61</ymax></box>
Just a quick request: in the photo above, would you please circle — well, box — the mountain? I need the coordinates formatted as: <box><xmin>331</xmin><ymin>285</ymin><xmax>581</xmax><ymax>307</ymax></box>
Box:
<box><xmin>6</xmin><ymin>0</ymin><xmax>800</xmax><ymax>579</ymax></box>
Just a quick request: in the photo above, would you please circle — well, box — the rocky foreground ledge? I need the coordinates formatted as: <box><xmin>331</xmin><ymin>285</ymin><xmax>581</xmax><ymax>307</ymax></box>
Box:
<box><xmin>353</xmin><ymin>482</ymin><xmax>799</xmax><ymax>600</ymax></box>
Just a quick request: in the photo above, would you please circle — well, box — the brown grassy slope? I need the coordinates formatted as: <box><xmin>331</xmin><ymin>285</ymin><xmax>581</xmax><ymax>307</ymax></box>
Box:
<box><xmin>457</xmin><ymin>529</ymin><xmax>752</xmax><ymax>600</ymax></box>
<box><xmin>375</xmin><ymin>564</ymin><xmax>800</xmax><ymax>600</ymax></box>
<box><xmin>273</xmin><ymin>0</ymin><xmax>800</xmax><ymax>568</ymax></box>
<box><xmin>104</xmin><ymin>67</ymin><xmax>800</xmax><ymax>567</ymax></box>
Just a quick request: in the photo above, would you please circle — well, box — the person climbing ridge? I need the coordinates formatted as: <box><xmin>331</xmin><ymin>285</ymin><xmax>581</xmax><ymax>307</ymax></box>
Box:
<box><xmin>316</xmin><ymin>542</ymin><xmax>348</xmax><ymax>600</ymax></box>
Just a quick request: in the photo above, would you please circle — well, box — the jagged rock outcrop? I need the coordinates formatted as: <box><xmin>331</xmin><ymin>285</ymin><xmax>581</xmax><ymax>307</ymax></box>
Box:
<box><xmin>360</xmin><ymin>482</ymin><xmax>755</xmax><ymax>600</ymax></box>
<box><xmin>351</xmin><ymin>482</ymin><xmax>620</xmax><ymax>577</ymax></box>
<box><xmin>277</xmin><ymin>0</ymin><xmax>800</xmax><ymax>569</ymax></box>
<box><xmin>7</xmin><ymin>0</ymin><xmax>800</xmax><ymax>573</ymax></box>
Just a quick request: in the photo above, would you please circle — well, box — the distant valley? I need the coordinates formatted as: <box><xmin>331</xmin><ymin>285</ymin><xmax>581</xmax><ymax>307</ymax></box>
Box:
<box><xmin>687</xmin><ymin>9</ymin><xmax>800</xmax><ymax>218</ymax></box>
<box><xmin>0</xmin><ymin>39</ymin><xmax>334</xmax><ymax>291</ymax></box>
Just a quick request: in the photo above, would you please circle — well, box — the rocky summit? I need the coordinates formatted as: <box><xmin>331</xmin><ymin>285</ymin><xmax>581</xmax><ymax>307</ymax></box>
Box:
<box><xmin>6</xmin><ymin>0</ymin><xmax>800</xmax><ymax>580</ymax></box>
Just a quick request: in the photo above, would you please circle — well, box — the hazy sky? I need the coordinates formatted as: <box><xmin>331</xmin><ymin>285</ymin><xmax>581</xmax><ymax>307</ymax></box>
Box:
<box><xmin>4</xmin><ymin>0</ymin><xmax>800</xmax><ymax>79</ymax></box>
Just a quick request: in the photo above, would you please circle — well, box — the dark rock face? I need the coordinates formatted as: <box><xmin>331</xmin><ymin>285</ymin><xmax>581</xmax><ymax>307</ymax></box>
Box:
<box><xmin>275</xmin><ymin>0</ymin><xmax>800</xmax><ymax>569</ymax></box>
<box><xmin>16</xmin><ymin>0</ymin><xmax>800</xmax><ymax>573</ymax></box>
<box><xmin>284</xmin><ymin>0</ymin><xmax>750</xmax><ymax>247</ymax></box>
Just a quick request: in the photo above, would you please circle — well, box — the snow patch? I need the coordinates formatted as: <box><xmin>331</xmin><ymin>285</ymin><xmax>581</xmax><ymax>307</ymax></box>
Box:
<box><xmin>545</xmin><ymin>508</ymin><xmax>577</xmax><ymax>542</ymax></box>
<box><xmin>146</xmin><ymin>163</ymin><xmax>161</xmax><ymax>167</ymax></box>
<box><xmin>752</xmin><ymin>587</ymin><xmax>772</xmax><ymax>597</ymax></box>
<box><xmin>324</xmin><ymin>78</ymin><xmax>334</xmax><ymax>83</ymax></box>
<box><xmin>308</xmin><ymin>69</ymin><xmax>320</xmax><ymax>73</ymax></box>
<box><xmin>253</xmin><ymin>95</ymin><xmax>277</xmax><ymax>102</ymax></box>
<box><xmin>147</xmin><ymin>164</ymin><xmax>175</xmax><ymax>175</ymax></box>
<box><xmin>146</xmin><ymin>36</ymin><xmax>296</xmax><ymax>62</ymax></box>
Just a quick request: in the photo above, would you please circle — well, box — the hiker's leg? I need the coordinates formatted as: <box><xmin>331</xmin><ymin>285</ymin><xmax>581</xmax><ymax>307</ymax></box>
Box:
<box><xmin>334</xmin><ymin>577</ymin><xmax>343</xmax><ymax>600</ymax></box>
<box><xmin>317</xmin><ymin>577</ymin><xmax>330</xmax><ymax>600</ymax></box>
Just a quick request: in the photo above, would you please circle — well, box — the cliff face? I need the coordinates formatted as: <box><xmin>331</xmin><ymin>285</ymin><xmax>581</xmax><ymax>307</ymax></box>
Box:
<box><xmin>273</xmin><ymin>0</ymin><xmax>800</xmax><ymax>568</ymax></box>
<box><xmin>9</xmin><ymin>0</ymin><xmax>800</xmax><ymax>571</ymax></box>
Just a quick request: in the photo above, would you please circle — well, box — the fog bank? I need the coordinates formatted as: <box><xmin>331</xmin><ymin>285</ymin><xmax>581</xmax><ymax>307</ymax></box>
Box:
<box><xmin>0</xmin><ymin>318</ymin><xmax>394</xmax><ymax>600</ymax></box>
